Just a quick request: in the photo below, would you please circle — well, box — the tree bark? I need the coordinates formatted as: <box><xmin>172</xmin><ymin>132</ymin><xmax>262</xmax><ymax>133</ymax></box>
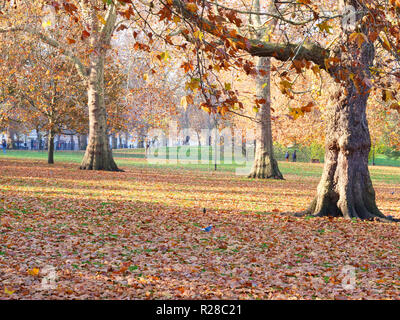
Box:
<box><xmin>248</xmin><ymin>57</ymin><xmax>283</xmax><ymax>179</ymax></box>
<box><xmin>118</xmin><ymin>134</ymin><xmax>123</xmax><ymax>149</ymax></box>
<box><xmin>306</xmin><ymin>7</ymin><xmax>391</xmax><ymax>221</ymax></box>
<box><xmin>36</xmin><ymin>127</ymin><xmax>42</xmax><ymax>151</ymax></box>
<box><xmin>307</xmin><ymin>81</ymin><xmax>388</xmax><ymax>220</ymax></box>
<box><xmin>47</xmin><ymin>129</ymin><xmax>55</xmax><ymax>164</ymax></box>
<box><xmin>80</xmin><ymin>52</ymin><xmax>119</xmax><ymax>171</ymax></box>
<box><xmin>78</xmin><ymin>134</ymin><xmax>88</xmax><ymax>150</ymax></box>
<box><xmin>75</xmin><ymin>2</ymin><xmax>119</xmax><ymax>171</ymax></box>
<box><xmin>6</xmin><ymin>126</ymin><xmax>15</xmax><ymax>149</ymax></box>
<box><xmin>111</xmin><ymin>133</ymin><xmax>118</xmax><ymax>149</ymax></box>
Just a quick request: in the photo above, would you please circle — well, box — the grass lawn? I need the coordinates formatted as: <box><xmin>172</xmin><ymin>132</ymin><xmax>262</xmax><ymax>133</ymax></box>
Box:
<box><xmin>0</xmin><ymin>151</ymin><xmax>400</xmax><ymax>299</ymax></box>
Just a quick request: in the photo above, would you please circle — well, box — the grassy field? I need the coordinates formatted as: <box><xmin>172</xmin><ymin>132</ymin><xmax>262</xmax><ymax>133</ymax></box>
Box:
<box><xmin>2</xmin><ymin>149</ymin><xmax>400</xmax><ymax>183</ymax></box>
<box><xmin>0</xmin><ymin>151</ymin><xmax>400</xmax><ymax>299</ymax></box>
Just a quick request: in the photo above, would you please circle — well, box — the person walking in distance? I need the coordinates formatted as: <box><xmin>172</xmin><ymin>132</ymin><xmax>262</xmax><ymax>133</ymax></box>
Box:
<box><xmin>285</xmin><ymin>150</ymin><xmax>290</xmax><ymax>162</ymax></box>
<box><xmin>2</xmin><ymin>139</ymin><xmax>6</xmax><ymax>154</ymax></box>
<box><xmin>292</xmin><ymin>150</ymin><xmax>297</xmax><ymax>162</ymax></box>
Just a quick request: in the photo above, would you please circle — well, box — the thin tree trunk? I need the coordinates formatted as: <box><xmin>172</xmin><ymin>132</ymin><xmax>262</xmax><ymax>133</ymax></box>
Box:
<box><xmin>124</xmin><ymin>132</ymin><xmax>129</xmax><ymax>148</ymax></box>
<box><xmin>70</xmin><ymin>134</ymin><xmax>75</xmax><ymax>151</ymax></box>
<box><xmin>78</xmin><ymin>134</ymin><xmax>88</xmax><ymax>150</ymax></box>
<box><xmin>111</xmin><ymin>133</ymin><xmax>118</xmax><ymax>149</ymax></box>
<box><xmin>80</xmin><ymin>53</ymin><xmax>119</xmax><ymax>171</ymax></box>
<box><xmin>36</xmin><ymin>128</ymin><xmax>42</xmax><ymax>151</ymax></box>
<box><xmin>118</xmin><ymin>134</ymin><xmax>123</xmax><ymax>149</ymax></box>
<box><xmin>6</xmin><ymin>127</ymin><xmax>14</xmax><ymax>149</ymax></box>
<box><xmin>248</xmin><ymin>57</ymin><xmax>283</xmax><ymax>179</ymax></box>
<box><xmin>47</xmin><ymin>129</ymin><xmax>55</xmax><ymax>164</ymax></box>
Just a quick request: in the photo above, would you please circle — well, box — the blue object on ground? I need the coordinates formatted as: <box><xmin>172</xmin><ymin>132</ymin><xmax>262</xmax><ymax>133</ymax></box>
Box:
<box><xmin>201</xmin><ymin>225</ymin><xmax>213</xmax><ymax>232</ymax></box>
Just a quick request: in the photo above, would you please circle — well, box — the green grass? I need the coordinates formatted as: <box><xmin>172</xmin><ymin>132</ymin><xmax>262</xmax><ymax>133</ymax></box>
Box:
<box><xmin>370</xmin><ymin>154</ymin><xmax>400</xmax><ymax>167</ymax></box>
<box><xmin>2</xmin><ymin>149</ymin><xmax>400</xmax><ymax>184</ymax></box>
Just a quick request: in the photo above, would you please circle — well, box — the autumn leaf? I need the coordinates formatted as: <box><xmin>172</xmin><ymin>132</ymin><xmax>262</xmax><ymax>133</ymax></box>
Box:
<box><xmin>4</xmin><ymin>287</ymin><xmax>15</xmax><ymax>295</ymax></box>
<box><xmin>27</xmin><ymin>268</ymin><xmax>40</xmax><ymax>276</ymax></box>
<box><xmin>297</xmin><ymin>0</ymin><xmax>312</xmax><ymax>4</ymax></box>
<box><xmin>180</xmin><ymin>96</ymin><xmax>188</xmax><ymax>110</ymax></box>
<box><xmin>81</xmin><ymin>30</ymin><xmax>90</xmax><ymax>40</ymax></box>
<box><xmin>186</xmin><ymin>3</ymin><xmax>198</xmax><ymax>13</ymax></box>
<box><xmin>380</xmin><ymin>32</ymin><xmax>392</xmax><ymax>51</ymax></box>
<box><xmin>42</xmin><ymin>20</ymin><xmax>52</xmax><ymax>28</ymax></box>
<box><xmin>349</xmin><ymin>32</ymin><xmax>368</xmax><ymax>48</ymax></box>
<box><xmin>389</xmin><ymin>102</ymin><xmax>400</xmax><ymax>112</ymax></box>
<box><xmin>289</xmin><ymin>107</ymin><xmax>304</xmax><ymax>120</ymax></box>
<box><xmin>193</xmin><ymin>30</ymin><xmax>204</xmax><ymax>41</ymax></box>
<box><xmin>97</xmin><ymin>14</ymin><xmax>106</xmax><ymax>26</ymax></box>
<box><xmin>317</xmin><ymin>21</ymin><xmax>332</xmax><ymax>34</ymax></box>
<box><xmin>301</xmin><ymin>102</ymin><xmax>314</xmax><ymax>112</ymax></box>
<box><xmin>181</xmin><ymin>62</ymin><xmax>194</xmax><ymax>73</ymax></box>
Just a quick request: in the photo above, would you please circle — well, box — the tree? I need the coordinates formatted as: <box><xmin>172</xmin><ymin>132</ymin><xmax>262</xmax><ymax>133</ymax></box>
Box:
<box><xmin>0</xmin><ymin>33</ymin><xmax>88</xmax><ymax>163</ymax></box>
<box><xmin>2</xmin><ymin>0</ymin><xmax>400</xmax><ymax>220</ymax></box>
<box><xmin>163</xmin><ymin>0</ymin><xmax>400</xmax><ymax>220</ymax></box>
<box><xmin>0</xmin><ymin>0</ymin><xmax>122</xmax><ymax>170</ymax></box>
<box><xmin>248</xmin><ymin>0</ymin><xmax>283</xmax><ymax>179</ymax></box>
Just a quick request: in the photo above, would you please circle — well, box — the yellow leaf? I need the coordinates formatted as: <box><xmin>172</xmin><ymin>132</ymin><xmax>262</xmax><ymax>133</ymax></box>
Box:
<box><xmin>4</xmin><ymin>287</ymin><xmax>15</xmax><ymax>295</ymax></box>
<box><xmin>160</xmin><ymin>51</ymin><xmax>171</xmax><ymax>62</ymax></box>
<box><xmin>27</xmin><ymin>268</ymin><xmax>40</xmax><ymax>276</ymax></box>
<box><xmin>143</xmin><ymin>73</ymin><xmax>149</xmax><ymax>81</ymax></box>
<box><xmin>180</xmin><ymin>96</ymin><xmax>188</xmax><ymax>110</ymax></box>
<box><xmin>42</xmin><ymin>20</ymin><xmax>51</xmax><ymax>28</ymax></box>
<box><xmin>289</xmin><ymin>107</ymin><xmax>304</xmax><ymax>120</ymax></box>
<box><xmin>380</xmin><ymin>32</ymin><xmax>392</xmax><ymax>51</ymax></box>
<box><xmin>194</xmin><ymin>30</ymin><xmax>204</xmax><ymax>41</ymax></box>
<box><xmin>201</xmin><ymin>105</ymin><xmax>211</xmax><ymax>113</ymax></box>
<box><xmin>213</xmin><ymin>64</ymin><xmax>221</xmax><ymax>72</ymax></box>
<box><xmin>97</xmin><ymin>14</ymin><xmax>106</xmax><ymax>26</ymax></box>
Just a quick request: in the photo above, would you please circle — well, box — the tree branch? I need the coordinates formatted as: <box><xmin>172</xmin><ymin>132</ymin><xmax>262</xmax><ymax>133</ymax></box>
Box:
<box><xmin>170</xmin><ymin>0</ymin><xmax>330</xmax><ymax>69</ymax></box>
<box><xmin>0</xmin><ymin>26</ymin><xmax>89</xmax><ymax>78</ymax></box>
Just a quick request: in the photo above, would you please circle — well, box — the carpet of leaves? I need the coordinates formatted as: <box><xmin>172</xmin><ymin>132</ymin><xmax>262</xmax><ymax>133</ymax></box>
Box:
<box><xmin>1</xmin><ymin>159</ymin><xmax>400</xmax><ymax>299</ymax></box>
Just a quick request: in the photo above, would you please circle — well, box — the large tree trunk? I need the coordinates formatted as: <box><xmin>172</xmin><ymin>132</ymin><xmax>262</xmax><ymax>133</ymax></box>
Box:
<box><xmin>248</xmin><ymin>57</ymin><xmax>283</xmax><ymax>179</ymax></box>
<box><xmin>80</xmin><ymin>53</ymin><xmax>119</xmax><ymax>171</ymax></box>
<box><xmin>307</xmin><ymin>82</ymin><xmax>389</xmax><ymax>220</ymax></box>
<box><xmin>47</xmin><ymin>129</ymin><xmax>55</xmax><ymax>164</ymax></box>
<box><xmin>306</xmin><ymin>4</ymin><xmax>390</xmax><ymax>221</ymax></box>
<box><xmin>78</xmin><ymin>2</ymin><xmax>119</xmax><ymax>171</ymax></box>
